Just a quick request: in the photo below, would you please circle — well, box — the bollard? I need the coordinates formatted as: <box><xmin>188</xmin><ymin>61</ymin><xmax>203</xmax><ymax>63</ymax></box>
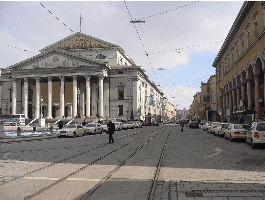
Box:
<box><xmin>17</xmin><ymin>127</ymin><xmax>22</xmax><ymax>136</ymax></box>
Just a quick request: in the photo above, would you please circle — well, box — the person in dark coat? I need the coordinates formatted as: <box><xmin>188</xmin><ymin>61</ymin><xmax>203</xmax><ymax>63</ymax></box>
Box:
<box><xmin>58</xmin><ymin>120</ymin><xmax>63</xmax><ymax>129</ymax></box>
<box><xmin>107</xmin><ymin>120</ymin><xmax>115</xmax><ymax>144</ymax></box>
<box><xmin>180</xmin><ymin>121</ymin><xmax>184</xmax><ymax>132</ymax></box>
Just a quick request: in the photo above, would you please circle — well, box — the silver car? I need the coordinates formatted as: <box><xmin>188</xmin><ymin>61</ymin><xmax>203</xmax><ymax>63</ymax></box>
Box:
<box><xmin>58</xmin><ymin>124</ymin><xmax>86</xmax><ymax>137</ymax></box>
<box><xmin>84</xmin><ymin>123</ymin><xmax>103</xmax><ymax>135</ymax></box>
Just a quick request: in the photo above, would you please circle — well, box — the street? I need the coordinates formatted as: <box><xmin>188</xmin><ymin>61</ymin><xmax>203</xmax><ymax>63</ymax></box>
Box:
<box><xmin>0</xmin><ymin>124</ymin><xmax>265</xmax><ymax>200</ymax></box>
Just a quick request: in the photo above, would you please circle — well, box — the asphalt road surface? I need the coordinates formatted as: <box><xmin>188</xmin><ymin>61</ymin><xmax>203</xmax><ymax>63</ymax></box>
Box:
<box><xmin>0</xmin><ymin>124</ymin><xmax>265</xmax><ymax>200</ymax></box>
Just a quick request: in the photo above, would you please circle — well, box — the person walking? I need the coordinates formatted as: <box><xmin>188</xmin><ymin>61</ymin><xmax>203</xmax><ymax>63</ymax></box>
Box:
<box><xmin>180</xmin><ymin>121</ymin><xmax>184</xmax><ymax>132</ymax></box>
<box><xmin>107</xmin><ymin>120</ymin><xmax>115</xmax><ymax>144</ymax></box>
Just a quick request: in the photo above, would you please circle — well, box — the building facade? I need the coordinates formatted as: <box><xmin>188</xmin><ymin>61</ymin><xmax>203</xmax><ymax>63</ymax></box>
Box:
<box><xmin>162</xmin><ymin>97</ymin><xmax>176</xmax><ymax>121</ymax></box>
<box><xmin>213</xmin><ymin>2</ymin><xmax>265</xmax><ymax>121</ymax></box>
<box><xmin>0</xmin><ymin>32</ymin><xmax>163</xmax><ymax>120</ymax></box>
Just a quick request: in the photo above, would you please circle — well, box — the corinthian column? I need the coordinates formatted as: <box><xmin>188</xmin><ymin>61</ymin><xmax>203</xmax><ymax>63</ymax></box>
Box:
<box><xmin>47</xmin><ymin>77</ymin><xmax>53</xmax><ymax>119</ymax></box>
<box><xmin>86</xmin><ymin>76</ymin><xmax>91</xmax><ymax>117</ymax></box>
<box><xmin>23</xmin><ymin>78</ymin><xmax>28</xmax><ymax>118</ymax></box>
<box><xmin>12</xmin><ymin>80</ymin><xmax>17</xmax><ymax>115</ymax></box>
<box><xmin>98</xmin><ymin>75</ymin><xmax>104</xmax><ymax>118</ymax></box>
<box><xmin>35</xmin><ymin>78</ymin><xmax>40</xmax><ymax>119</ymax></box>
<box><xmin>72</xmin><ymin>76</ymin><xmax>78</xmax><ymax>118</ymax></box>
<box><xmin>60</xmin><ymin>76</ymin><xmax>65</xmax><ymax>118</ymax></box>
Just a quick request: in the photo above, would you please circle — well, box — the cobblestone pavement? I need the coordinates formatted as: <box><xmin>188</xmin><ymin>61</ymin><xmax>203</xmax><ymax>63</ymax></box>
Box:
<box><xmin>0</xmin><ymin>125</ymin><xmax>264</xmax><ymax>200</ymax></box>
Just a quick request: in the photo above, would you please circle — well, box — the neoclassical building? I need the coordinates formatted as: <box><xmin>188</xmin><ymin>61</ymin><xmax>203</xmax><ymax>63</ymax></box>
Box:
<box><xmin>0</xmin><ymin>32</ymin><xmax>163</xmax><ymax>120</ymax></box>
<box><xmin>213</xmin><ymin>2</ymin><xmax>265</xmax><ymax>121</ymax></box>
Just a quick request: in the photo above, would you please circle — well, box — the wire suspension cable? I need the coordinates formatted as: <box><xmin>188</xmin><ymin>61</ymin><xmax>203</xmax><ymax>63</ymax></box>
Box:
<box><xmin>0</xmin><ymin>42</ymin><xmax>40</xmax><ymax>54</ymax></box>
<box><xmin>138</xmin><ymin>1</ymin><xmax>200</xmax><ymax>20</ymax></box>
<box><xmin>40</xmin><ymin>2</ymin><xmax>74</xmax><ymax>33</ymax></box>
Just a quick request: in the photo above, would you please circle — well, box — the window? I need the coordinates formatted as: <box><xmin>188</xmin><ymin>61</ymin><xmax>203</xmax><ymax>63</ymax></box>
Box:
<box><xmin>241</xmin><ymin>35</ymin><xmax>244</xmax><ymax>53</ymax></box>
<box><xmin>118</xmin><ymin>71</ymin><xmax>123</xmax><ymax>74</ymax></box>
<box><xmin>246</xmin><ymin>26</ymin><xmax>250</xmax><ymax>46</ymax></box>
<box><xmin>254</xmin><ymin>14</ymin><xmax>259</xmax><ymax>37</ymax></box>
<box><xmin>118</xmin><ymin>105</ymin><xmax>123</xmax><ymax>116</ymax></box>
<box><xmin>118</xmin><ymin>86</ymin><xmax>124</xmax><ymax>100</ymax></box>
<box><xmin>96</xmin><ymin>54</ymin><xmax>106</xmax><ymax>59</ymax></box>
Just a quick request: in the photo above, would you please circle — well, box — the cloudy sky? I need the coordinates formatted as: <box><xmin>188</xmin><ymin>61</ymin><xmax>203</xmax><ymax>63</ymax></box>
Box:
<box><xmin>0</xmin><ymin>1</ymin><xmax>243</xmax><ymax>109</ymax></box>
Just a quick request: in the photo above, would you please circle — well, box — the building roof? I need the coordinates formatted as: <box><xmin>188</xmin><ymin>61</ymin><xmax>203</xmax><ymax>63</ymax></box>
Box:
<box><xmin>212</xmin><ymin>1</ymin><xmax>254</xmax><ymax>67</ymax></box>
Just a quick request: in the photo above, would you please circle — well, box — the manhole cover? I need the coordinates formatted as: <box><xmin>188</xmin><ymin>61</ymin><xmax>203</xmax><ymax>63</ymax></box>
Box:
<box><xmin>185</xmin><ymin>191</ymin><xmax>203</xmax><ymax>197</ymax></box>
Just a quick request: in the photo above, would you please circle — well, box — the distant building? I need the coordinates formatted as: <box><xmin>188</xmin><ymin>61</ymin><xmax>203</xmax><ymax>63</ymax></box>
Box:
<box><xmin>162</xmin><ymin>97</ymin><xmax>176</xmax><ymax>121</ymax></box>
<box><xmin>0</xmin><ymin>32</ymin><xmax>163</xmax><ymax>120</ymax></box>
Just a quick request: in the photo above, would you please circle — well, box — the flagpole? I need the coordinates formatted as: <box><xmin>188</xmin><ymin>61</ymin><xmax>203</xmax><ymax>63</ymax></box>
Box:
<box><xmin>80</xmin><ymin>13</ymin><xmax>82</xmax><ymax>33</ymax></box>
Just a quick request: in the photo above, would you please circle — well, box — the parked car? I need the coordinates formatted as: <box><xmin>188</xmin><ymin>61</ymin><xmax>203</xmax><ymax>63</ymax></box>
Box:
<box><xmin>224</xmin><ymin>123</ymin><xmax>247</xmax><ymax>141</ymax></box>
<box><xmin>100</xmin><ymin>121</ymin><xmax>109</xmax><ymax>132</ymax></box>
<box><xmin>202</xmin><ymin>122</ymin><xmax>210</xmax><ymax>131</ymax></box>
<box><xmin>207</xmin><ymin>122</ymin><xmax>220</xmax><ymax>133</ymax></box>
<box><xmin>189</xmin><ymin>121</ymin><xmax>199</xmax><ymax>129</ymax></box>
<box><xmin>246</xmin><ymin>122</ymin><xmax>265</xmax><ymax>148</ymax></box>
<box><xmin>58</xmin><ymin>124</ymin><xmax>86</xmax><ymax>137</ymax></box>
<box><xmin>213</xmin><ymin>123</ymin><xmax>230</xmax><ymax>136</ymax></box>
<box><xmin>152</xmin><ymin>121</ymin><xmax>159</xmax><ymax>126</ymax></box>
<box><xmin>84</xmin><ymin>123</ymin><xmax>103</xmax><ymax>135</ymax></box>
<box><xmin>113</xmin><ymin>121</ymin><xmax>123</xmax><ymax>130</ymax></box>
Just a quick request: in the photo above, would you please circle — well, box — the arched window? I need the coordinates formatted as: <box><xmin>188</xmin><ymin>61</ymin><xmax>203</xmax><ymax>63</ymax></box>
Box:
<box><xmin>96</xmin><ymin>54</ymin><xmax>106</xmax><ymax>59</ymax></box>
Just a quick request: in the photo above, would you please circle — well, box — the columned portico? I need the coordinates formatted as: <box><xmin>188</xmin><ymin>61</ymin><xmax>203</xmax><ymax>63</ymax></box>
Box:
<box><xmin>60</xmin><ymin>76</ymin><xmax>65</xmax><ymax>118</ymax></box>
<box><xmin>98</xmin><ymin>75</ymin><xmax>104</xmax><ymax>118</ymax></box>
<box><xmin>23</xmin><ymin>78</ymin><xmax>28</xmax><ymax>118</ymax></box>
<box><xmin>72</xmin><ymin>76</ymin><xmax>78</xmax><ymax>118</ymax></box>
<box><xmin>35</xmin><ymin>78</ymin><xmax>40</xmax><ymax>119</ymax></box>
<box><xmin>246</xmin><ymin>79</ymin><xmax>252</xmax><ymax>110</ymax></box>
<box><xmin>86</xmin><ymin>76</ymin><xmax>91</xmax><ymax>117</ymax></box>
<box><xmin>12</xmin><ymin>80</ymin><xmax>17</xmax><ymax>115</ymax></box>
<box><xmin>47</xmin><ymin>77</ymin><xmax>53</xmax><ymax>119</ymax></box>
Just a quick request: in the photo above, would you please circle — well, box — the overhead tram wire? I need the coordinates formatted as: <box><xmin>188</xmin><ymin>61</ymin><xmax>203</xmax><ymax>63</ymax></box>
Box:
<box><xmin>138</xmin><ymin>1</ymin><xmax>200</xmax><ymax>21</ymax></box>
<box><xmin>0</xmin><ymin>42</ymin><xmax>40</xmax><ymax>54</ymax></box>
<box><xmin>150</xmin><ymin>40</ymin><xmax>223</xmax><ymax>55</ymax></box>
<box><xmin>40</xmin><ymin>2</ymin><xmax>74</xmax><ymax>33</ymax></box>
<box><xmin>123</xmin><ymin>1</ymin><xmax>161</xmax><ymax>85</ymax></box>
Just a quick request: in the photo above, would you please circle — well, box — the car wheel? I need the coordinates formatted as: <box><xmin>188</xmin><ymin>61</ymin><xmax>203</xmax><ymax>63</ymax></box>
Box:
<box><xmin>73</xmin><ymin>132</ymin><xmax>76</xmax><ymax>138</ymax></box>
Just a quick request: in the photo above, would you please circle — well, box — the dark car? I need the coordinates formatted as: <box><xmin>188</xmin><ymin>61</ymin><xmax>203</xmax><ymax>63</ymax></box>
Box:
<box><xmin>189</xmin><ymin>121</ymin><xmax>199</xmax><ymax>129</ymax></box>
<box><xmin>152</xmin><ymin>121</ymin><xmax>159</xmax><ymax>126</ymax></box>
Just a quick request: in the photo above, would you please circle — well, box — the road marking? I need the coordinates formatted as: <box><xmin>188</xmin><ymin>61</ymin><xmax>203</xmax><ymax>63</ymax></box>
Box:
<box><xmin>22</xmin><ymin>176</ymin><xmax>101</xmax><ymax>181</ymax></box>
<box><xmin>203</xmin><ymin>147</ymin><xmax>223</xmax><ymax>158</ymax></box>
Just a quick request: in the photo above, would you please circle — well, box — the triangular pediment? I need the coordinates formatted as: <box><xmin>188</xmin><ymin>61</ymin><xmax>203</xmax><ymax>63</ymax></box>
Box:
<box><xmin>40</xmin><ymin>32</ymin><xmax>121</xmax><ymax>52</ymax></box>
<box><xmin>11</xmin><ymin>50</ymin><xmax>106</xmax><ymax>71</ymax></box>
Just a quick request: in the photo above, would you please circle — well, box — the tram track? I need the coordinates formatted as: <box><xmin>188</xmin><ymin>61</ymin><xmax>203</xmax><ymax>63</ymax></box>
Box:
<box><xmin>0</xmin><ymin>126</ymin><xmax>157</xmax><ymax>186</ymax></box>
<box><xmin>0</xmin><ymin>135</ymin><xmax>58</xmax><ymax>145</ymax></box>
<box><xmin>23</xmin><ymin>127</ymin><xmax>165</xmax><ymax>200</ymax></box>
<box><xmin>147</xmin><ymin>132</ymin><xmax>170</xmax><ymax>200</ymax></box>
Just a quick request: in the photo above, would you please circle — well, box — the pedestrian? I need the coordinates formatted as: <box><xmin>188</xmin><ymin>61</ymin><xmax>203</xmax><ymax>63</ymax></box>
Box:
<box><xmin>180</xmin><ymin>121</ymin><xmax>184</xmax><ymax>132</ymax></box>
<box><xmin>82</xmin><ymin>119</ymin><xmax>87</xmax><ymax>126</ymax></box>
<box><xmin>107</xmin><ymin>120</ymin><xmax>115</xmax><ymax>144</ymax></box>
<box><xmin>58</xmin><ymin>120</ymin><xmax>63</xmax><ymax>129</ymax></box>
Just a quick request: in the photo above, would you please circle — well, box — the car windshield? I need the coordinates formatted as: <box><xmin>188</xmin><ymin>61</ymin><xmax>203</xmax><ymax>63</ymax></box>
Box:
<box><xmin>257</xmin><ymin>123</ymin><xmax>265</xmax><ymax>131</ymax></box>
<box><xmin>222</xmin><ymin>124</ymin><xmax>230</xmax><ymax>128</ymax></box>
<box><xmin>64</xmin><ymin>124</ymin><xmax>76</xmax><ymax>129</ymax></box>
<box><xmin>234</xmin><ymin>124</ymin><xmax>244</xmax><ymax>129</ymax></box>
<box><xmin>114</xmin><ymin>122</ymin><xmax>120</xmax><ymax>125</ymax></box>
<box><xmin>85</xmin><ymin>123</ymin><xmax>97</xmax><ymax>127</ymax></box>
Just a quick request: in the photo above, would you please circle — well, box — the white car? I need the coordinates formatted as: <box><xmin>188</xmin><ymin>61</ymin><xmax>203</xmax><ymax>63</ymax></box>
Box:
<box><xmin>202</xmin><ymin>122</ymin><xmax>210</xmax><ymax>131</ymax></box>
<box><xmin>123</xmin><ymin>122</ymin><xmax>134</xmax><ymax>129</ymax></box>
<box><xmin>58</xmin><ymin>124</ymin><xmax>86</xmax><ymax>137</ymax></box>
<box><xmin>113</xmin><ymin>121</ymin><xmax>123</xmax><ymax>131</ymax></box>
<box><xmin>100</xmin><ymin>121</ymin><xmax>109</xmax><ymax>132</ymax></box>
<box><xmin>207</xmin><ymin>122</ymin><xmax>220</xmax><ymax>133</ymax></box>
<box><xmin>246</xmin><ymin>122</ymin><xmax>265</xmax><ymax>149</ymax></box>
<box><xmin>224</xmin><ymin>124</ymin><xmax>247</xmax><ymax>141</ymax></box>
<box><xmin>213</xmin><ymin>123</ymin><xmax>230</xmax><ymax>136</ymax></box>
<box><xmin>84</xmin><ymin>123</ymin><xmax>103</xmax><ymax>135</ymax></box>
